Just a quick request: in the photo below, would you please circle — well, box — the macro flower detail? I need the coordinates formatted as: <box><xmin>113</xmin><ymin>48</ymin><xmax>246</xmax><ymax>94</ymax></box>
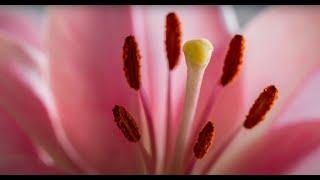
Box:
<box><xmin>115</xmin><ymin>12</ymin><xmax>278</xmax><ymax>173</ymax></box>
<box><xmin>0</xmin><ymin>5</ymin><xmax>319</xmax><ymax>175</ymax></box>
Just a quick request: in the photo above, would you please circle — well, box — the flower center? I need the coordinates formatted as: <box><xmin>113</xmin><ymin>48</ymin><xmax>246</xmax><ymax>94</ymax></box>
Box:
<box><xmin>111</xmin><ymin>12</ymin><xmax>279</xmax><ymax>175</ymax></box>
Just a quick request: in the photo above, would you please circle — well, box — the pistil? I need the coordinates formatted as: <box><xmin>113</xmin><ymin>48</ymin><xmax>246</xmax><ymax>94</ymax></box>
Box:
<box><xmin>184</xmin><ymin>34</ymin><xmax>245</xmax><ymax>167</ymax></box>
<box><xmin>173</xmin><ymin>39</ymin><xmax>214</xmax><ymax>173</ymax></box>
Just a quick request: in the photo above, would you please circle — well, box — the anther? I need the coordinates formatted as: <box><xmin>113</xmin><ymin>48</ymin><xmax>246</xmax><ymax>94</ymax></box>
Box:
<box><xmin>166</xmin><ymin>12</ymin><xmax>182</xmax><ymax>70</ymax></box>
<box><xmin>193</xmin><ymin>121</ymin><xmax>215</xmax><ymax>159</ymax></box>
<box><xmin>244</xmin><ymin>85</ymin><xmax>279</xmax><ymax>129</ymax></box>
<box><xmin>112</xmin><ymin>105</ymin><xmax>141</xmax><ymax>142</ymax></box>
<box><xmin>122</xmin><ymin>35</ymin><xmax>141</xmax><ymax>90</ymax></box>
<box><xmin>220</xmin><ymin>34</ymin><xmax>245</xmax><ymax>86</ymax></box>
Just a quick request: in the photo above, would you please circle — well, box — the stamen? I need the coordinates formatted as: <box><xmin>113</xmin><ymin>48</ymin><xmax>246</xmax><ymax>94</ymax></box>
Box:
<box><xmin>164</xmin><ymin>12</ymin><xmax>182</xmax><ymax>172</ymax></box>
<box><xmin>112</xmin><ymin>105</ymin><xmax>153</xmax><ymax>173</ymax></box>
<box><xmin>193</xmin><ymin>121</ymin><xmax>215</xmax><ymax>159</ymax></box>
<box><xmin>185</xmin><ymin>121</ymin><xmax>215</xmax><ymax>174</ymax></box>
<box><xmin>244</xmin><ymin>85</ymin><xmax>279</xmax><ymax>129</ymax></box>
<box><xmin>122</xmin><ymin>35</ymin><xmax>157</xmax><ymax>173</ymax></box>
<box><xmin>220</xmin><ymin>34</ymin><xmax>245</xmax><ymax>86</ymax></box>
<box><xmin>123</xmin><ymin>35</ymin><xmax>141</xmax><ymax>90</ymax></box>
<box><xmin>165</xmin><ymin>12</ymin><xmax>182</xmax><ymax>70</ymax></box>
<box><xmin>112</xmin><ymin>105</ymin><xmax>141</xmax><ymax>142</ymax></box>
<box><xmin>201</xmin><ymin>126</ymin><xmax>241</xmax><ymax>174</ymax></box>
<box><xmin>173</xmin><ymin>39</ymin><xmax>213</xmax><ymax>172</ymax></box>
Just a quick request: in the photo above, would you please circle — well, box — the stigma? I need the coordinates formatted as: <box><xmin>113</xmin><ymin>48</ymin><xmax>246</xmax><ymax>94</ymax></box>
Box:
<box><xmin>183</xmin><ymin>39</ymin><xmax>214</xmax><ymax>68</ymax></box>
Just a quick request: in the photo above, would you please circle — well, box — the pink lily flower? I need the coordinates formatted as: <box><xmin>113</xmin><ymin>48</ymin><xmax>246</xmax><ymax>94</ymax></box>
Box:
<box><xmin>0</xmin><ymin>5</ymin><xmax>319</xmax><ymax>175</ymax></box>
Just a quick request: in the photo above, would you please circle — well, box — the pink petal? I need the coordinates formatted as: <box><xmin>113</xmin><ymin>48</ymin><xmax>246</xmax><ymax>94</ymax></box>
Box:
<box><xmin>215</xmin><ymin>119</ymin><xmax>320</xmax><ymax>174</ymax></box>
<box><xmin>0</xmin><ymin>107</ymin><xmax>64</xmax><ymax>174</ymax></box>
<box><xmin>274</xmin><ymin>70</ymin><xmax>320</xmax><ymax>128</ymax></box>
<box><xmin>47</xmin><ymin>6</ymin><xmax>145</xmax><ymax>173</ymax></box>
<box><xmin>242</xmin><ymin>6</ymin><xmax>320</xmax><ymax>123</ymax></box>
<box><xmin>269</xmin><ymin>70</ymin><xmax>320</xmax><ymax>174</ymax></box>
<box><xmin>0</xmin><ymin>7</ymin><xmax>43</xmax><ymax>49</ymax></box>
<box><xmin>286</xmin><ymin>146</ymin><xmax>320</xmax><ymax>174</ymax></box>
<box><xmin>213</xmin><ymin>69</ymin><xmax>320</xmax><ymax>174</ymax></box>
<box><xmin>133</xmin><ymin>6</ymin><xmax>243</xmax><ymax>164</ymax></box>
<box><xmin>208</xmin><ymin>6</ymin><xmax>320</xmax><ymax>173</ymax></box>
<box><xmin>0</xmin><ymin>33</ymin><xmax>78</xmax><ymax>172</ymax></box>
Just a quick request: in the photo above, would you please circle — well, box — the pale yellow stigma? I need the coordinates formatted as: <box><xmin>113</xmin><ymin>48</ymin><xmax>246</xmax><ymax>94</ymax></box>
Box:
<box><xmin>183</xmin><ymin>39</ymin><xmax>214</xmax><ymax>67</ymax></box>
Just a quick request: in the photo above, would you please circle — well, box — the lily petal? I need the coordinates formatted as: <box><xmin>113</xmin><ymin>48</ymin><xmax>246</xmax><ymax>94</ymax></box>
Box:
<box><xmin>286</xmin><ymin>146</ymin><xmax>320</xmax><ymax>174</ymax></box>
<box><xmin>0</xmin><ymin>105</ymin><xmax>64</xmax><ymax>174</ymax></box>
<box><xmin>273</xmin><ymin>70</ymin><xmax>320</xmax><ymax>128</ymax></box>
<box><xmin>213</xmin><ymin>69</ymin><xmax>320</xmax><ymax>174</ymax></box>
<box><xmin>214</xmin><ymin>119</ymin><xmax>320</xmax><ymax>174</ymax></box>
<box><xmin>242</xmin><ymin>5</ymin><xmax>320</xmax><ymax>123</ymax></box>
<box><xmin>0</xmin><ymin>32</ymin><xmax>78</xmax><ymax>172</ymax></box>
<box><xmin>277</xmin><ymin>70</ymin><xmax>320</xmax><ymax>175</ymax></box>
<box><xmin>47</xmin><ymin>6</ymin><xmax>145</xmax><ymax>173</ymax></box>
<box><xmin>0</xmin><ymin>7</ymin><xmax>43</xmax><ymax>49</ymax></box>
<box><xmin>208</xmin><ymin>6</ymin><xmax>320</xmax><ymax>174</ymax></box>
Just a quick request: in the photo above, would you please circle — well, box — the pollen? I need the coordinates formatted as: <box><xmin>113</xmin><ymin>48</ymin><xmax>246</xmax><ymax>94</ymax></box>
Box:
<box><xmin>112</xmin><ymin>105</ymin><xmax>141</xmax><ymax>142</ymax></box>
<box><xmin>244</xmin><ymin>85</ymin><xmax>279</xmax><ymax>129</ymax></box>
<box><xmin>122</xmin><ymin>35</ymin><xmax>141</xmax><ymax>90</ymax></box>
<box><xmin>165</xmin><ymin>12</ymin><xmax>182</xmax><ymax>70</ymax></box>
<box><xmin>220</xmin><ymin>34</ymin><xmax>245</xmax><ymax>86</ymax></box>
<box><xmin>183</xmin><ymin>39</ymin><xmax>214</xmax><ymax>67</ymax></box>
<box><xmin>193</xmin><ymin>121</ymin><xmax>215</xmax><ymax>159</ymax></box>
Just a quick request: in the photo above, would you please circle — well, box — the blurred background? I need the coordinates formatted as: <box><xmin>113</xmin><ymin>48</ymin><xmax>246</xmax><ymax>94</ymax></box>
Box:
<box><xmin>12</xmin><ymin>5</ymin><xmax>269</xmax><ymax>28</ymax></box>
<box><xmin>233</xmin><ymin>5</ymin><xmax>268</xmax><ymax>27</ymax></box>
